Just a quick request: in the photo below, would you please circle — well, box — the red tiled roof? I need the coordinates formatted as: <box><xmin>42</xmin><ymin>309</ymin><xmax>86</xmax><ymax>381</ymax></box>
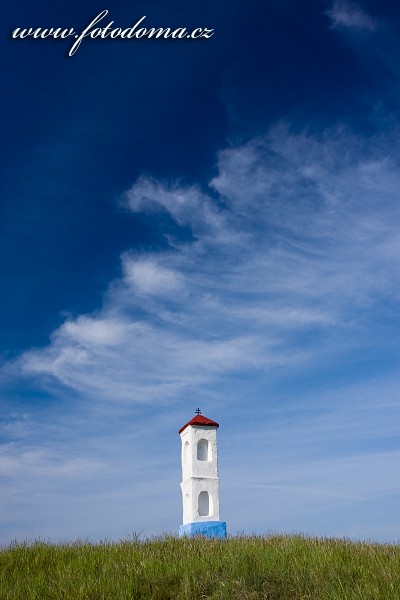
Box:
<box><xmin>178</xmin><ymin>414</ymin><xmax>219</xmax><ymax>434</ymax></box>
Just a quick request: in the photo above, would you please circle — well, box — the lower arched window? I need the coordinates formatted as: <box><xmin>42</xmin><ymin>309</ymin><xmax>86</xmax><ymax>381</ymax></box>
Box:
<box><xmin>198</xmin><ymin>491</ymin><xmax>210</xmax><ymax>516</ymax></box>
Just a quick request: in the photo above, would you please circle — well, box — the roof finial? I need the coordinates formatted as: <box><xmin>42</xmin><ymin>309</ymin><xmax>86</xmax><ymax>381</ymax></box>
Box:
<box><xmin>195</xmin><ymin>408</ymin><xmax>201</xmax><ymax>415</ymax></box>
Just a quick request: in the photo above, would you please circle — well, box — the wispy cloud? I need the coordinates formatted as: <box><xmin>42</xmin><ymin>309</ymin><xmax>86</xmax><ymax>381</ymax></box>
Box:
<box><xmin>5</xmin><ymin>126</ymin><xmax>396</xmax><ymax>403</ymax></box>
<box><xmin>326</xmin><ymin>1</ymin><xmax>377</xmax><ymax>31</ymax></box>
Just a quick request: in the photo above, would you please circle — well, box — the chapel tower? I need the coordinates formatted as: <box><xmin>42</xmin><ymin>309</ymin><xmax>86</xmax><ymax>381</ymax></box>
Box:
<box><xmin>178</xmin><ymin>409</ymin><xmax>227</xmax><ymax>538</ymax></box>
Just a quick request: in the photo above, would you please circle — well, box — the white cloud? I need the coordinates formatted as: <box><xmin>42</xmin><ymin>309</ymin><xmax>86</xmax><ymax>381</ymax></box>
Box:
<box><xmin>2</xmin><ymin>125</ymin><xmax>396</xmax><ymax>407</ymax></box>
<box><xmin>125</xmin><ymin>177</ymin><xmax>225</xmax><ymax>238</ymax></box>
<box><xmin>326</xmin><ymin>1</ymin><xmax>377</xmax><ymax>31</ymax></box>
<box><xmin>62</xmin><ymin>317</ymin><xmax>127</xmax><ymax>346</ymax></box>
<box><xmin>0</xmin><ymin>445</ymin><xmax>102</xmax><ymax>479</ymax></box>
<box><xmin>123</xmin><ymin>257</ymin><xmax>183</xmax><ymax>296</ymax></box>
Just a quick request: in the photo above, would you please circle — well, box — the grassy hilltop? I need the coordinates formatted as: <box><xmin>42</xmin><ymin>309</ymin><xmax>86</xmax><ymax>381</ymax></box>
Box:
<box><xmin>1</xmin><ymin>534</ymin><xmax>399</xmax><ymax>599</ymax></box>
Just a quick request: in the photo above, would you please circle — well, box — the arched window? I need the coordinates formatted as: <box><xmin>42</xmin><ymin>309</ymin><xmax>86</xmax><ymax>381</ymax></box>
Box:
<box><xmin>185</xmin><ymin>493</ymin><xmax>190</xmax><ymax>514</ymax></box>
<box><xmin>197</xmin><ymin>439</ymin><xmax>209</xmax><ymax>461</ymax></box>
<box><xmin>198</xmin><ymin>491</ymin><xmax>210</xmax><ymax>516</ymax></box>
<box><xmin>183</xmin><ymin>441</ymin><xmax>189</xmax><ymax>463</ymax></box>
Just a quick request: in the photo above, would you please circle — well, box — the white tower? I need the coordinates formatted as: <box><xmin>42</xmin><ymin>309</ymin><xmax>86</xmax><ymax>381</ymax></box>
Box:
<box><xmin>178</xmin><ymin>409</ymin><xmax>227</xmax><ymax>538</ymax></box>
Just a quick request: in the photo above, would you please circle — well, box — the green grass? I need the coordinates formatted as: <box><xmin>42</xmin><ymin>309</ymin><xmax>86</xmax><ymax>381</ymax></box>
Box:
<box><xmin>1</xmin><ymin>534</ymin><xmax>399</xmax><ymax>599</ymax></box>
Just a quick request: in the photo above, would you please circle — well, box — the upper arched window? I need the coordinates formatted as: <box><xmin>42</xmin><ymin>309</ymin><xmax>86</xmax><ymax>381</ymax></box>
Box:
<box><xmin>183</xmin><ymin>441</ymin><xmax>189</xmax><ymax>463</ymax></box>
<box><xmin>197</xmin><ymin>439</ymin><xmax>209</xmax><ymax>461</ymax></box>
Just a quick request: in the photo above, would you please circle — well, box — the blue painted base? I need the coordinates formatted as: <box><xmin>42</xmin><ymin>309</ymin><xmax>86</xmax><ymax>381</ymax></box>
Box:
<box><xmin>179</xmin><ymin>521</ymin><xmax>227</xmax><ymax>539</ymax></box>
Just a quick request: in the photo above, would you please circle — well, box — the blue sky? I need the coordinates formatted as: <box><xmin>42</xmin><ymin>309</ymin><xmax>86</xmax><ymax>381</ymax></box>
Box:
<box><xmin>1</xmin><ymin>0</ymin><xmax>399</xmax><ymax>544</ymax></box>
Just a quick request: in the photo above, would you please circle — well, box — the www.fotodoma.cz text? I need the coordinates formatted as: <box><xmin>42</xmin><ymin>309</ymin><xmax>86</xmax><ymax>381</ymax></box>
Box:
<box><xmin>11</xmin><ymin>10</ymin><xmax>215</xmax><ymax>57</ymax></box>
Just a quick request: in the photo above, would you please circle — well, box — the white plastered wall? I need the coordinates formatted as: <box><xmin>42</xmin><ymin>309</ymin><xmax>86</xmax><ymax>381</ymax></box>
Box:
<box><xmin>180</xmin><ymin>425</ymin><xmax>220</xmax><ymax>524</ymax></box>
